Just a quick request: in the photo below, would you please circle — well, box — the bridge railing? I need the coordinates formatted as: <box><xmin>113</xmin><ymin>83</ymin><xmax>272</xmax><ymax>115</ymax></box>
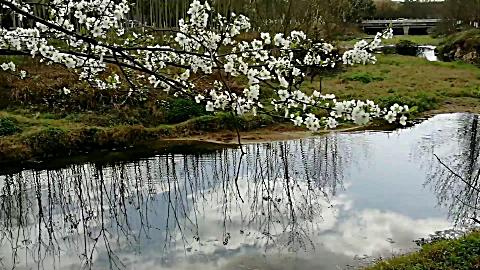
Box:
<box><xmin>361</xmin><ymin>19</ymin><xmax>442</xmax><ymax>25</ymax></box>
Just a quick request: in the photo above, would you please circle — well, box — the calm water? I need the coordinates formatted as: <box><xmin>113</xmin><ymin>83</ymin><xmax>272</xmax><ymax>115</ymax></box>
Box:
<box><xmin>0</xmin><ymin>113</ymin><xmax>479</xmax><ymax>270</ymax></box>
<box><xmin>417</xmin><ymin>45</ymin><xmax>438</xmax><ymax>62</ymax></box>
<box><xmin>377</xmin><ymin>45</ymin><xmax>438</xmax><ymax>62</ymax></box>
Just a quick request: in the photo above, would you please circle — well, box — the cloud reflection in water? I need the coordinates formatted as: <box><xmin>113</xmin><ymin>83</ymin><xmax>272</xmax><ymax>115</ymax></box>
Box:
<box><xmin>0</xmin><ymin>113</ymin><xmax>478</xmax><ymax>270</ymax></box>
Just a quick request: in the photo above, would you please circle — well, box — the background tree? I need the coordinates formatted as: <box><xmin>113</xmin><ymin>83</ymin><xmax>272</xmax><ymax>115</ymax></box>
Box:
<box><xmin>373</xmin><ymin>0</ymin><xmax>444</xmax><ymax>19</ymax></box>
<box><xmin>443</xmin><ymin>0</ymin><xmax>480</xmax><ymax>22</ymax></box>
<box><xmin>347</xmin><ymin>0</ymin><xmax>376</xmax><ymax>22</ymax></box>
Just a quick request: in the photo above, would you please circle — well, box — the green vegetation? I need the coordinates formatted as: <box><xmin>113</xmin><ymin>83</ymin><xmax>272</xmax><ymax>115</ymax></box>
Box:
<box><xmin>374</xmin><ymin>0</ymin><xmax>444</xmax><ymax>20</ymax></box>
<box><xmin>364</xmin><ymin>231</ymin><xmax>480</xmax><ymax>270</ymax></box>
<box><xmin>438</xmin><ymin>29</ymin><xmax>480</xmax><ymax>65</ymax></box>
<box><xmin>382</xmin><ymin>35</ymin><xmax>441</xmax><ymax>46</ymax></box>
<box><xmin>0</xmin><ymin>110</ymin><xmax>275</xmax><ymax>163</ymax></box>
<box><xmin>309</xmin><ymin>54</ymin><xmax>480</xmax><ymax>115</ymax></box>
<box><xmin>376</xmin><ymin>93</ymin><xmax>438</xmax><ymax>114</ymax></box>
<box><xmin>1</xmin><ymin>54</ymin><xmax>479</xmax><ymax>163</ymax></box>
<box><xmin>395</xmin><ymin>40</ymin><xmax>419</xmax><ymax>56</ymax></box>
<box><xmin>165</xmin><ymin>98</ymin><xmax>207</xmax><ymax>124</ymax></box>
<box><xmin>0</xmin><ymin>117</ymin><xmax>21</xmax><ymax>136</ymax></box>
<box><xmin>340</xmin><ymin>35</ymin><xmax>442</xmax><ymax>48</ymax></box>
<box><xmin>344</xmin><ymin>72</ymin><xmax>385</xmax><ymax>84</ymax></box>
<box><xmin>441</xmin><ymin>29</ymin><xmax>480</xmax><ymax>48</ymax></box>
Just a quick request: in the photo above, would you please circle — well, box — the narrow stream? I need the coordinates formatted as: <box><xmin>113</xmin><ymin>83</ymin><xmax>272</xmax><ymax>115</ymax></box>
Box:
<box><xmin>377</xmin><ymin>44</ymin><xmax>438</xmax><ymax>61</ymax></box>
<box><xmin>0</xmin><ymin>113</ymin><xmax>478</xmax><ymax>270</ymax></box>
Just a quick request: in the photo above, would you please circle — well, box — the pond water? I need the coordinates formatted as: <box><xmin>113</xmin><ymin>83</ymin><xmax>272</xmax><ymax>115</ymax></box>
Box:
<box><xmin>417</xmin><ymin>45</ymin><xmax>438</xmax><ymax>62</ymax></box>
<box><xmin>0</xmin><ymin>113</ymin><xmax>479</xmax><ymax>270</ymax></box>
<box><xmin>377</xmin><ymin>45</ymin><xmax>438</xmax><ymax>62</ymax></box>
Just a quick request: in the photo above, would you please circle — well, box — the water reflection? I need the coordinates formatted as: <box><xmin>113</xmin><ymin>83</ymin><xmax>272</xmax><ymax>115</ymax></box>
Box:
<box><xmin>0</xmin><ymin>113</ymin><xmax>478</xmax><ymax>270</ymax></box>
<box><xmin>417</xmin><ymin>45</ymin><xmax>438</xmax><ymax>62</ymax></box>
<box><xmin>0</xmin><ymin>138</ymin><xmax>351</xmax><ymax>269</ymax></box>
<box><xmin>419</xmin><ymin>114</ymin><xmax>480</xmax><ymax>225</ymax></box>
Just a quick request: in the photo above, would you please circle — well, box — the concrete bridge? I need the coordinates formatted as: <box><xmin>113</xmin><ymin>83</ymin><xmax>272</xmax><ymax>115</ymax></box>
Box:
<box><xmin>361</xmin><ymin>19</ymin><xmax>441</xmax><ymax>35</ymax></box>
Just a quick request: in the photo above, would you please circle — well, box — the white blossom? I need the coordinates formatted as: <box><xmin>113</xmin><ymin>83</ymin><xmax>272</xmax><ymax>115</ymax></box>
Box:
<box><xmin>195</xmin><ymin>94</ymin><xmax>205</xmax><ymax>103</ymax></box>
<box><xmin>385</xmin><ymin>111</ymin><xmax>396</xmax><ymax>124</ymax></box>
<box><xmin>0</xmin><ymin>0</ymin><xmax>403</xmax><ymax>132</ymax></box>
<box><xmin>206</xmin><ymin>101</ymin><xmax>214</xmax><ymax>112</ymax></box>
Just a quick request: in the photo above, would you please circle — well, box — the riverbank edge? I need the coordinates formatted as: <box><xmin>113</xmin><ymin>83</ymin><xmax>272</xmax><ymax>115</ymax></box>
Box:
<box><xmin>0</xmin><ymin>116</ymin><xmax>372</xmax><ymax>170</ymax></box>
<box><xmin>363</xmin><ymin>230</ymin><xmax>480</xmax><ymax>270</ymax></box>
<box><xmin>0</xmin><ymin>107</ymin><xmax>460</xmax><ymax>169</ymax></box>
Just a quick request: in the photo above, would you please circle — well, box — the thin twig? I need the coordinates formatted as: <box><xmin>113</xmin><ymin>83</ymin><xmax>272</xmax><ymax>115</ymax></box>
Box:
<box><xmin>434</xmin><ymin>154</ymin><xmax>480</xmax><ymax>193</ymax></box>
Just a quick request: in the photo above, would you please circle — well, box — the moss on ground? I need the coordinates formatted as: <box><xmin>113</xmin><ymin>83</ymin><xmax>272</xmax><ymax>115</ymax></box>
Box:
<box><xmin>363</xmin><ymin>231</ymin><xmax>480</xmax><ymax>270</ymax></box>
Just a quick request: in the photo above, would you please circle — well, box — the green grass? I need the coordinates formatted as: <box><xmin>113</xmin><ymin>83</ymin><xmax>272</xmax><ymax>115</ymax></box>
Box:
<box><xmin>0</xmin><ymin>110</ymin><xmax>275</xmax><ymax>163</ymax></box>
<box><xmin>344</xmin><ymin>72</ymin><xmax>385</xmax><ymax>84</ymax></box>
<box><xmin>383</xmin><ymin>35</ymin><xmax>442</xmax><ymax>46</ymax></box>
<box><xmin>440</xmin><ymin>29</ymin><xmax>480</xmax><ymax>49</ymax></box>
<box><xmin>305</xmin><ymin>54</ymin><xmax>480</xmax><ymax>114</ymax></box>
<box><xmin>364</xmin><ymin>231</ymin><xmax>480</xmax><ymax>270</ymax></box>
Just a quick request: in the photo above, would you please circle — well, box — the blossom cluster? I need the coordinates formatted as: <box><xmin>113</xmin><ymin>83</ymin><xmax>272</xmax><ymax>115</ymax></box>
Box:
<box><xmin>0</xmin><ymin>0</ymin><xmax>408</xmax><ymax>131</ymax></box>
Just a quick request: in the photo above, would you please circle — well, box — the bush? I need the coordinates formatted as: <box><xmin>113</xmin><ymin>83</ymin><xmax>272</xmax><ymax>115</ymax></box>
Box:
<box><xmin>344</xmin><ymin>72</ymin><xmax>384</xmax><ymax>84</ymax></box>
<box><xmin>377</xmin><ymin>93</ymin><xmax>438</xmax><ymax>113</ymax></box>
<box><xmin>379</xmin><ymin>45</ymin><xmax>396</xmax><ymax>54</ymax></box>
<box><xmin>396</xmin><ymin>40</ymin><xmax>419</xmax><ymax>56</ymax></box>
<box><xmin>365</xmin><ymin>231</ymin><xmax>480</xmax><ymax>270</ymax></box>
<box><xmin>26</xmin><ymin>127</ymin><xmax>69</xmax><ymax>155</ymax></box>
<box><xmin>0</xmin><ymin>118</ymin><xmax>21</xmax><ymax>136</ymax></box>
<box><xmin>165</xmin><ymin>98</ymin><xmax>207</xmax><ymax>124</ymax></box>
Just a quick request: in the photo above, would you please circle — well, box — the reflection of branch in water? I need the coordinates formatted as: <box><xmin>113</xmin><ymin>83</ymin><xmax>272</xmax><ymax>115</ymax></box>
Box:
<box><xmin>434</xmin><ymin>154</ymin><xmax>480</xmax><ymax>194</ymax></box>
<box><xmin>433</xmin><ymin>154</ymin><xmax>480</xmax><ymax>225</ymax></box>
<box><xmin>422</xmin><ymin>114</ymin><xmax>480</xmax><ymax>225</ymax></box>
<box><xmin>0</xmin><ymin>135</ymin><xmax>349</xmax><ymax>269</ymax></box>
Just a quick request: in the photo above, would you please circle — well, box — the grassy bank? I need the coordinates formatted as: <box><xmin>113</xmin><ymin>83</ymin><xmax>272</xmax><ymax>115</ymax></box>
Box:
<box><xmin>438</xmin><ymin>29</ymin><xmax>480</xmax><ymax>65</ymax></box>
<box><xmin>312</xmin><ymin>54</ymin><xmax>480</xmax><ymax>115</ymax></box>
<box><xmin>0</xmin><ymin>111</ymin><xmax>276</xmax><ymax>163</ymax></box>
<box><xmin>1</xmin><ymin>54</ymin><xmax>479</xmax><ymax>164</ymax></box>
<box><xmin>364</xmin><ymin>231</ymin><xmax>480</xmax><ymax>270</ymax></box>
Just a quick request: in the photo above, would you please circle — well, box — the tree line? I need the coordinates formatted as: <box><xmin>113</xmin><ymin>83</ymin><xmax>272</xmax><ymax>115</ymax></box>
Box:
<box><xmin>374</xmin><ymin>0</ymin><xmax>444</xmax><ymax>19</ymax></box>
<box><xmin>126</xmin><ymin>0</ymin><xmax>479</xmax><ymax>34</ymax></box>
<box><xmin>374</xmin><ymin>0</ymin><xmax>479</xmax><ymax>32</ymax></box>
<box><xmin>438</xmin><ymin>0</ymin><xmax>479</xmax><ymax>24</ymax></box>
<box><xmin>127</xmin><ymin>0</ymin><xmax>376</xmax><ymax>38</ymax></box>
<box><xmin>1</xmin><ymin>0</ymin><xmax>478</xmax><ymax>37</ymax></box>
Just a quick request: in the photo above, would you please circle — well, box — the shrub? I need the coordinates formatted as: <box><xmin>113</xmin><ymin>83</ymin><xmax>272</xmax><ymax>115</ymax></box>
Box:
<box><xmin>377</xmin><ymin>93</ymin><xmax>438</xmax><ymax>113</ymax></box>
<box><xmin>344</xmin><ymin>72</ymin><xmax>384</xmax><ymax>84</ymax></box>
<box><xmin>379</xmin><ymin>45</ymin><xmax>396</xmax><ymax>54</ymax></box>
<box><xmin>396</xmin><ymin>40</ymin><xmax>419</xmax><ymax>56</ymax></box>
<box><xmin>365</xmin><ymin>231</ymin><xmax>480</xmax><ymax>270</ymax></box>
<box><xmin>26</xmin><ymin>127</ymin><xmax>69</xmax><ymax>155</ymax></box>
<box><xmin>165</xmin><ymin>98</ymin><xmax>207</xmax><ymax>124</ymax></box>
<box><xmin>471</xmin><ymin>86</ymin><xmax>480</xmax><ymax>98</ymax></box>
<box><xmin>0</xmin><ymin>118</ymin><xmax>21</xmax><ymax>136</ymax></box>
